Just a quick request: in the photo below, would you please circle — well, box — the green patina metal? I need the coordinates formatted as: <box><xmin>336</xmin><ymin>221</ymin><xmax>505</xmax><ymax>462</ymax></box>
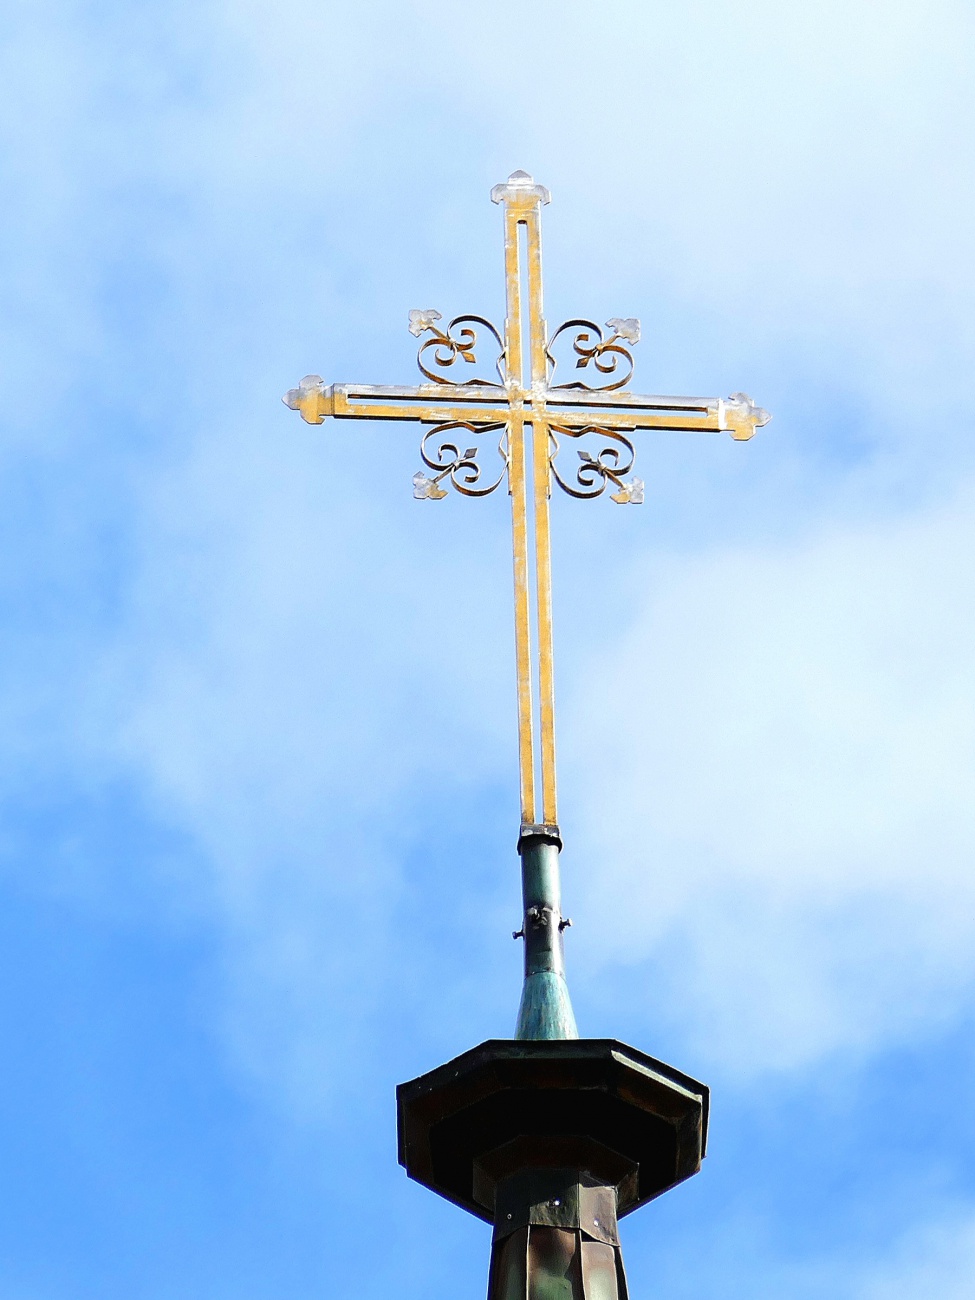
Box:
<box><xmin>515</xmin><ymin>827</ymin><xmax>578</xmax><ymax>1041</ymax></box>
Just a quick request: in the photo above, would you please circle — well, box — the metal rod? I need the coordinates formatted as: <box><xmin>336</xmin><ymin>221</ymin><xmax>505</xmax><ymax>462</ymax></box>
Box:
<box><xmin>503</xmin><ymin>203</ymin><xmax>536</xmax><ymax>825</ymax></box>
<box><xmin>524</xmin><ymin>202</ymin><xmax>558</xmax><ymax>826</ymax></box>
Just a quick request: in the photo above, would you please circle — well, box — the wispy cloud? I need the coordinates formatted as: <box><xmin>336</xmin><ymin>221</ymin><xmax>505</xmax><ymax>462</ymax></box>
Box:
<box><xmin>1</xmin><ymin>0</ymin><xmax>974</xmax><ymax>1292</ymax></box>
<box><xmin>568</xmin><ymin>485</ymin><xmax>975</xmax><ymax>1072</ymax></box>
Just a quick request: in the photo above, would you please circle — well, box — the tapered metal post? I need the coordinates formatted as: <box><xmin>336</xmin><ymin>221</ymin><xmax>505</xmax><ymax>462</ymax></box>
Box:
<box><xmin>515</xmin><ymin>826</ymin><xmax>577</xmax><ymax>1040</ymax></box>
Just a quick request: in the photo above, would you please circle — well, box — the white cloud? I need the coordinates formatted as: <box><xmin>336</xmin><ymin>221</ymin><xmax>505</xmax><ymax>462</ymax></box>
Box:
<box><xmin>567</xmin><ymin>483</ymin><xmax>975</xmax><ymax>1073</ymax></box>
<box><xmin>3</xmin><ymin>0</ymin><xmax>974</xmax><ymax>1099</ymax></box>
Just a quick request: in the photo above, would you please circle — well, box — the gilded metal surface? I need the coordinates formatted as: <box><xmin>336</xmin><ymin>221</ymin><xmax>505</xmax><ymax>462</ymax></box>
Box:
<box><xmin>283</xmin><ymin>170</ymin><xmax>770</xmax><ymax>827</ymax></box>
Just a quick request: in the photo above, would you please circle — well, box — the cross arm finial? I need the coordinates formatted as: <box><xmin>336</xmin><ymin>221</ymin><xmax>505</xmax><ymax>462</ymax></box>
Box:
<box><xmin>722</xmin><ymin>392</ymin><xmax>771</xmax><ymax>441</ymax></box>
<box><xmin>283</xmin><ymin>374</ymin><xmax>333</xmax><ymax>424</ymax></box>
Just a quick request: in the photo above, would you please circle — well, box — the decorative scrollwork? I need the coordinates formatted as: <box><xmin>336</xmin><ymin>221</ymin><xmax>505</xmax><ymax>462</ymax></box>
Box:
<box><xmin>408</xmin><ymin>309</ymin><xmax>506</xmax><ymax>386</ymax></box>
<box><xmin>547</xmin><ymin>317</ymin><xmax>640</xmax><ymax>392</ymax></box>
<box><xmin>413</xmin><ymin>421</ymin><xmax>508</xmax><ymax>500</ymax></box>
<box><xmin>549</xmin><ymin>424</ymin><xmax>644</xmax><ymax>504</ymax></box>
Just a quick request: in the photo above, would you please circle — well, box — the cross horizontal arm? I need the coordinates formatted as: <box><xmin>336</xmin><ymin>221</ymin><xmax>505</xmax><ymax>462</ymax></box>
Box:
<box><xmin>283</xmin><ymin>377</ymin><xmax>770</xmax><ymax>441</ymax></box>
<box><xmin>543</xmin><ymin>388</ymin><xmax>770</xmax><ymax>441</ymax></box>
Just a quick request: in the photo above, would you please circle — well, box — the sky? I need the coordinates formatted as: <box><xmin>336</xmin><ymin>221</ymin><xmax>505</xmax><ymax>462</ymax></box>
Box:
<box><xmin>1</xmin><ymin>0</ymin><xmax>974</xmax><ymax>1295</ymax></box>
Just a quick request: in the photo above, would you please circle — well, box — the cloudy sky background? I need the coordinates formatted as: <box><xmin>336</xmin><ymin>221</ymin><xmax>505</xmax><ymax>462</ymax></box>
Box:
<box><xmin>2</xmin><ymin>0</ymin><xmax>974</xmax><ymax>1294</ymax></box>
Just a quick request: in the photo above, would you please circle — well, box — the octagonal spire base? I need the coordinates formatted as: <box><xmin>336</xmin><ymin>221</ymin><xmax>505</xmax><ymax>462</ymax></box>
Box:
<box><xmin>397</xmin><ymin>1038</ymin><xmax>708</xmax><ymax>1221</ymax></box>
<box><xmin>398</xmin><ymin>1039</ymin><xmax>707</xmax><ymax>1300</ymax></box>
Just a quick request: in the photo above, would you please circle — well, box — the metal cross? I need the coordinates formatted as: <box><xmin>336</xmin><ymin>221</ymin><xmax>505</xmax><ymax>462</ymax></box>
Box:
<box><xmin>284</xmin><ymin>171</ymin><xmax>770</xmax><ymax>836</ymax></box>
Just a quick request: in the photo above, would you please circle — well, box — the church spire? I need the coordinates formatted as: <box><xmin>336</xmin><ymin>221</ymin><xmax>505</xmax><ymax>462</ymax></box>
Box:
<box><xmin>285</xmin><ymin>171</ymin><xmax>767</xmax><ymax>1300</ymax></box>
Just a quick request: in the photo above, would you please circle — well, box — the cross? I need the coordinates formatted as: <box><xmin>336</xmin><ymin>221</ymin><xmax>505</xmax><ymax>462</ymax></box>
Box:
<box><xmin>284</xmin><ymin>170</ymin><xmax>770</xmax><ymax>840</ymax></box>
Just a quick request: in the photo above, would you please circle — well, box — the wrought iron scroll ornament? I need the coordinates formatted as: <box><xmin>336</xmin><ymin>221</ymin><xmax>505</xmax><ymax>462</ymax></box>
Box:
<box><xmin>413</xmin><ymin>422</ymin><xmax>508</xmax><ymax>500</ymax></box>
<box><xmin>400</xmin><ymin>311</ymin><xmax>764</xmax><ymax>507</ymax></box>
<box><xmin>408</xmin><ymin>310</ymin><xmax>508</xmax><ymax>500</ymax></box>
<box><xmin>407</xmin><ymin>310</ymin><xmax>646</xmax><ymax>503</ymax></box>
<box><xmin>548</xmin><ymin>425</ymin><xmax>644</xmax><ymax>504</ymax></box>
<box><xmin>409</xmin><ymin>310</ymin><xmax>506</xmax><ymax>387</ymax></box>
<box><xmin>547</xmin><ymin>317</ymin><xmax>641</xmax><ymax>392</ymax></box>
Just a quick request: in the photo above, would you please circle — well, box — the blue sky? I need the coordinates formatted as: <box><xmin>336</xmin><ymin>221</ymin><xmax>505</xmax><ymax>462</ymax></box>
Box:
<box><xmin>2</xmin><ymin>0</ymin><xmax>975</xmax><ymax>1295</ymax></box>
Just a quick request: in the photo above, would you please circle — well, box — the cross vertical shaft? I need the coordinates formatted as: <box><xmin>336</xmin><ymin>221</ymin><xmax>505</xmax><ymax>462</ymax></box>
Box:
<box><xmin>500</xmin><ymin>194</ymin><xmax>536</xmax><ymax>828</ymax></box>
<box><xmin>498</xmin><ymin>175</ymin><xmax>558</xmax><ymax>831</ymax></box>
<box><xmin>527</xmin><ymin>200</ymin><xmax>558</xmax><ymax>831</ymax></box>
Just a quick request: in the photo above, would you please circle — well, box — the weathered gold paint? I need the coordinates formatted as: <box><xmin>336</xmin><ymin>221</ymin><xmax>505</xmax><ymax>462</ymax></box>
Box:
<box><xmin>298</xmin><ymin>383</ymin><xmax>762</xmax><ymax>437</ymax></box>
<box><xmin>501</xmin><ymin>196</ymin><xmax>537</xmax><ymax>823</ymax></box>
<box><xmin>523</xmin><ymin>202</ymin><xmax>558</xmax><ymax>825</ymax></box>
<box><xmin>283</xmin><ymin>172</ymin><xmax>770</xmax><ymax>830</ymax></box>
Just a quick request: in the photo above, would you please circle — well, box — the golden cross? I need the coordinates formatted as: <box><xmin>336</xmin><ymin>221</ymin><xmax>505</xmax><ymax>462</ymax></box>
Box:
<box><xmin>284</xmin><ymin>171</ymin><xmax>770</xmax><ymax>837</ymax></box>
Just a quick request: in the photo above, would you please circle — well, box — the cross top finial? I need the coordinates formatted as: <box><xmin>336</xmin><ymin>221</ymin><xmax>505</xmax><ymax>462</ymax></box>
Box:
<box><xmin>490</xmin><ymin>170</ymin><xmax>551</xmax><ymax>206</ymax></box>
